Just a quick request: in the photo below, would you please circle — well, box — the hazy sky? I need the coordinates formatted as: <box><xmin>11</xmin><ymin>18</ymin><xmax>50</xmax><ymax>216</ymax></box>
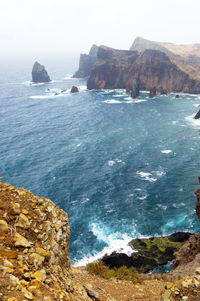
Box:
<box><xmin>1</xmin><ymin>0</ymin><xmax>200</xmax><ymax>56</ymax></box>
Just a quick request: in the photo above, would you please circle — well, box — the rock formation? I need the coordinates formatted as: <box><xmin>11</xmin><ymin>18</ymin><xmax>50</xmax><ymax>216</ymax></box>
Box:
<box><xmin>32</xmin><ymin>62</ymin><xmax>51</xmax><ymax>83</ymax></box>
<box><xmin>73</xmin><ymin>45</ymin><xmax>98</xmax><ymax>78</ymax></box>
<box><xmin>87</xmin><ymin>46</ymin><xmax>200</xmax><ymax>94</ymax></box>
<box><xmin>130</xmin><ymin>37</ymin><xmax>200</xmax><ymax>82</ymax></box>
<box><xmin>149</xmin><ymin>86</ymin><xmax>156</xmax><ymax>98</ymax></box>
<box><xmin>194</xmin><ymin>109</ymin><xmax>200</xmax><ymax>119</ymax></box>
<box><xmin>70</xmin><ymin>86</ymin><xmax>79</xmax><ymax>93</ymax></box>
<box><xmin>102</xmin><ymin>233</ymin><xmax>191</xmax><ymax>273</ymax></box>
<box><xmin>130</xmin><ymin>78</ymin><xmax>140</xmax><ymax>98</ymax></box>
<box><xmin>0</xmin><ymin>176</ymin><xmax>114</xmax><ymax>301</ymax></box>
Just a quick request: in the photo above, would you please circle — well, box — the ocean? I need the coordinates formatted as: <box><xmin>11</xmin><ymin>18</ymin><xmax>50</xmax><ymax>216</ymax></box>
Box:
<box><xmin>0</xmin><ymin>57</ymin><xmax>200</xmax><ymax>266</ymax></box>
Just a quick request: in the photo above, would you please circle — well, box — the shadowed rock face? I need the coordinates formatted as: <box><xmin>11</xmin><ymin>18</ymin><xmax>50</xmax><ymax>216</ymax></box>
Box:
<box><xmin>87</xmin><ymin>46</ymin><xmax>200</xmax><ymax>94</ymax></box>
<box><xmin>194</xmin><ymin>109</ymin><xmax>200</xmax><ymax>119</ymax></box>
<box><xmin>73</xmin><ymin>45</ymin><xmax>98</xmax><ymax>78</ymax></box>
<box><xmin>71</xmin><ymin>86</ymin><xmax>79</xmax><ymax>93</ymax></box>
<box><xmin>32</xmin><ymin>61</ymin><xmax>51</xmax><ymax>83</ymax></box>
<box><xmin>131</xmin><ymin>78</ymin><xmax>140</xmax><ymax>98</ymax></box>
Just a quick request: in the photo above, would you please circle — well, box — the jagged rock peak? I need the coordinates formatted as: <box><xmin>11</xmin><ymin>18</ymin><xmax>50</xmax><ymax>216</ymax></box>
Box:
<box><xmin>32</xmin><ymin>61</ymin><xmax>51</xmax><ymax>83</ymax></box>
<box><xmin>73</xmin><ymin>45</ymin><xmax>99</xmax><ymax>78</ymax></box>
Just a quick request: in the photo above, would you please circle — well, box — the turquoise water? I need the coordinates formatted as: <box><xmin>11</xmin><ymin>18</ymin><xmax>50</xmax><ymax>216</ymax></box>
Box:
<box><xmin>0</xmin><ymin>60</ymin><xmax>200</xmax><ymax>265</ymax></box>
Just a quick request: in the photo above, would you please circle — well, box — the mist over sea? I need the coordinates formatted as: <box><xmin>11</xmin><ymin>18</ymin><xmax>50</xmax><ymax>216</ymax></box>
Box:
<box><xmin>0</xmin><ymin>58</ymin><xmax>200</xmax><ymax>265</ymax></box>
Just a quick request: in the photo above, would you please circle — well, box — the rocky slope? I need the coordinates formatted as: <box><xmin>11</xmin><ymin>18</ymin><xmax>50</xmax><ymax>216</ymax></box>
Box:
<box><xmin>73</xmin><ymin>45</ymin><xmax>98</xmax><ymax>78</ymax></box>
<box><xmin>87</xmin><ymin>46</ymin><xmax>200</xmax><ymax>94</ymax></box>
<box><xmin>0</xmin><ymin>176</ymin><xmax>114</xmax><ymax>301</ymax></box>
<box><xmin>130</xmin><ymin>37</ymin><xmax>200</xmax><ymax>81</ymax></box>
<box><xmin>32</xmin><ymin>62</ymin><xmax>51</xmax><ymax>83</ymax></box>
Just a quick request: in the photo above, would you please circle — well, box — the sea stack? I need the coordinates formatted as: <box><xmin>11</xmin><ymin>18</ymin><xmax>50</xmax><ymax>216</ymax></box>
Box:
<box><xmin>131</xmin><ymin>78</ymin><xmax>140</xmax><ymax>99</ymax></box>
<box><xmin>32</xmin><ymin>61</ymin><xmax>51</xmax><ymax>83</ymax></box>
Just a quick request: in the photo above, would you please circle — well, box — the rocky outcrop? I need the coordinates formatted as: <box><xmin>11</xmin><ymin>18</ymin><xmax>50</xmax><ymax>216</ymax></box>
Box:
<box><xmin>149</xmin><ymin>87</ymin><xmax>156</xmax><ymax>98</ymax></box>
<box><xmin>0</xmin><ymin>176</ymin><xmax>114</xmax><ymax>301</ymax></box>
<box><xmin>87</xmin><ymin>46</ymin><xmax>200</xmax><ymax>94</ymax></box>
<box><xmin>32</xmin><ymin>62</ymin><xmax>51</xmax><ymax>83</ymax></box>
<box><xmin>70</xmin><ymin>86</ymin><xmax>79</xmax><ymax>93</ymax></box>
<box><xmin>102</xmin><ymin>233</ymin><xmax>191</xmax><ymax>273</ymax></box>
<box><xmin>73</xmin><ymin>45</ymin><xmax>98</xmax><ymax>78</ymax></box>
<box><xmin>194</xmin><ymin>109</ymin><xmax>200</xmax><ymax>119</ymax></box>
<box><xmin>131</xmin><ymin>78</ymin><xmax>140</xmax><ymax>98</ymax></box>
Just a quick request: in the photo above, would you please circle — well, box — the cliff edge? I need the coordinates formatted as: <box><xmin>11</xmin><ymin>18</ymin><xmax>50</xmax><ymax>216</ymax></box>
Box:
<box><xmin>0</xmin><ymin>177</ymin><xmax>114</xmax><ymax>300</ymax></box>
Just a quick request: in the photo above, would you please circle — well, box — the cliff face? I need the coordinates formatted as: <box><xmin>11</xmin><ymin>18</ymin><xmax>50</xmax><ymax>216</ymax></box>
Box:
<box><xmin>0</xmin><ymin>177</ymin><xmax>114</xmax><ymax>301</ymax></box>
<box><xmin>131</xmin><ymin>37</ymin><xmax>200</xmax><ymax>81</ymax></box>
<box><xmin>87</xmin><ymin>46</ymin><xmax>200</xmax><ymax>94</ymax></box>
<box><xmin>32</xmin><ymin>62</ymin><xmax>51</xmax><ymax>83</ymax></box>
<box><xmin>73</xmin><ymin>45</ymin><xmax>98</xmax><ymax>78</ymax></box>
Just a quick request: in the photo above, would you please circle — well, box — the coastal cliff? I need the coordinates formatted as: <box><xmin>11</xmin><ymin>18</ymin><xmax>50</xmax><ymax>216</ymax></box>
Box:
<box><xmin>73</xmin><ymin>45</ymin><xmax>98</xmax><ymax>78</ymax></box>
<box><xmin>87</xmin><ymin>45</ymin><xmax>200</xmax><ymax>94</ymax></box>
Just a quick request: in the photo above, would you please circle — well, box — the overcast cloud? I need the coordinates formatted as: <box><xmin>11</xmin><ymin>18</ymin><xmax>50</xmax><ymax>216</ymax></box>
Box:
<box><xmin>1</xmin><ymin>0</ymin><xmax>200</xmax><ymax>56</ymax></box>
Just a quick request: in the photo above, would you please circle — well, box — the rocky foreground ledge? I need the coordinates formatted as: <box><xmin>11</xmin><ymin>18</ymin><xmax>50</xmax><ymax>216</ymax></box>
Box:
<box><xmin>0</xmin><ymin>177</ymin><xmax>114</xmax><ymax>301</ymax></box>
<box><xmin>0</xmin><ymin>175</ymin><xmax>200</xmax><ymax>301</ymax></box>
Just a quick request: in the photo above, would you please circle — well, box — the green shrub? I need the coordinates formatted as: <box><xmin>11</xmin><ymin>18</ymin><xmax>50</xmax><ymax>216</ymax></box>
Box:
<box><xmin>86</xmin><ymin>261</ymin><xmax>109</xmax><ymax>278</ymax></box>
<box><xmin>86</xmin><ymin>261</ymin><xmax>140</xmax><ymax>283</ymax></box>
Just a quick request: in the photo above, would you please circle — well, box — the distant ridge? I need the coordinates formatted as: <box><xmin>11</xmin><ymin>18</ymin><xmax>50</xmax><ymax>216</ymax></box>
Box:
<box><xmin>130</xmin><ymin>37</ymin><xmax>200</xmax><ymax>81</ymax></box>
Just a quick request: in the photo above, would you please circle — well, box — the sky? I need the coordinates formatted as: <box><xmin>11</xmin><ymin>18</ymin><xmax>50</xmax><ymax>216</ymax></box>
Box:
<box><xmin>1</xmin><ymin>0</ymin><xmax>200</xmax><ymax>57</ymax></box>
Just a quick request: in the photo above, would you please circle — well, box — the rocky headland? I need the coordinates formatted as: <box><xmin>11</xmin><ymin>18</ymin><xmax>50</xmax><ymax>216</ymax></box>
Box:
<box><xmin>87</xmin><ymin>45</ymin><xmax>200</xmax><ymax>94</ymax></box>
<box><xmin>32</xmin><ymin>62</ymin><xmax>51</xmax><ymax>83</ymax></box>
<box><xmin>73</xmin><ymin>45</ymin><xmax>98</xmax><ymax>78</ymax></box>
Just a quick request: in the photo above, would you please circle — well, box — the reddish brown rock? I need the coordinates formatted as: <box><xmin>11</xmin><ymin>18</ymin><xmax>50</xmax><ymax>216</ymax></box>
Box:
<box><xmin>149</xmin><ymin>87</ymin><xmax>156</xmax><ymax>98</ymax></box>
<box><xmin>87</xmin><ymin>46</ymin><xmax>200</xmax><ymax>94</ymax></box>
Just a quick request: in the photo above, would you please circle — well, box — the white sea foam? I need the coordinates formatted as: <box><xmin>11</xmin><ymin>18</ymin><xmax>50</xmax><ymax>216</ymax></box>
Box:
<box><xmin>23</xmin><ymin>81</ymin><xmax>45</xmax><ymax>86</ymax></box>
<box><xmin>108</xmin><ymin>159</ymin><xmax>124</xmax><ymax>166</ymax></box>
<box><xmin>185</xmin><ymin>114</ymin><xmax>200</xmax><ymax>128</ymax></box>
<box><xmin>73</xmin><ymin>222</ymin><xmax>137</xmax><ymax>267</ymax></box>
<box><xmin>108</xmin><ymin>160</ymin><xmax>116</xmax><ymax>166</ymax></box>
<box><xmin>136</xmin><ymin>171</ymin><xmax>157</xmax><ymax>182</ymax></box>
<box><xmin>104</xmin><ymin>99</ymin><xmax>121</xmax><ymax>104</ymax></box>
<box><xmin>64</xmin><ymin>74</ymin><xmax>73</xmax><ymax>79</ymax></box>
<box><xmin>161</xmin><ymin>150</ymin><xmax>172</xmax><ymax>154</ymax></box>
<box><xmin>126</xmin><ymin>99</ymin><xmax>147</xmax><ymax>104</ymax></box>
<box><xmin>78</xmin><ymin>85</ymin><xmax>87</xmax><ymax>91</ymax></box>
<box><xmin>193</xmin><ymin>104</ymin><xmax>200</xmax><ymax>107</ymax></box>
<box><xmin>30</xmin><ymin>93</ymin><xmax>63</xmax><ymax>99</ymax></box>
<box><xmin>172</xmin><ymin>121</ymin><xmax>178</xmax><ymax>125</ymax></box>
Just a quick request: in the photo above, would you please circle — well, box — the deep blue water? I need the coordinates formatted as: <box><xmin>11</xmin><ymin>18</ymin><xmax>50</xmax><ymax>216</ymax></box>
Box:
<box><xmin>0</xmin><ymin>59</ymin><xmax>200</xmax><ymax>265</ymax></box>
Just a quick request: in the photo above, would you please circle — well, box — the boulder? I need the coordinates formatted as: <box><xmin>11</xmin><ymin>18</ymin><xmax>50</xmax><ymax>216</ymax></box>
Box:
<box><xmin>32</xmin><ymin>62</ymin><xmax>51</xmax><ymax>83</ymax></box>
<box><xmin>71</xmin><ymin>86</ymin><xmax>79</xmax><ymax>93</ymax></box>
<box><xmin>131</xmin><ymin>78</ymin><xmax>140</xmax><ymax>98</ymax></box>
<box><xmin>149</xmin><ymin>86</ymin><xmax>156</xmax><ymax>98</ymax></box>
